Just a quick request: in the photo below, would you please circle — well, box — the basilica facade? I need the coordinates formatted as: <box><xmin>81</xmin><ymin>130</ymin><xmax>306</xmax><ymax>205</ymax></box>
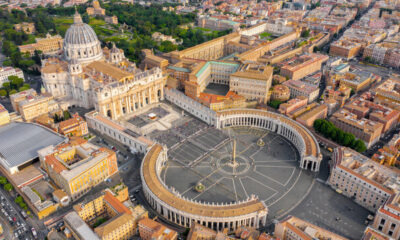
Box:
<box><xmin>41</xmin><ymin>12</ymin><xmax>165</xmax><ymax>120</ymax></box>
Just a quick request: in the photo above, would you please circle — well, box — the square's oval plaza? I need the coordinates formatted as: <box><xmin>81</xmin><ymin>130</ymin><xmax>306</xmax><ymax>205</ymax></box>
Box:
<box><xmin>160</xmin><ymin>126</ymin><xmax>314</xmax><ymax>220</ymax></box>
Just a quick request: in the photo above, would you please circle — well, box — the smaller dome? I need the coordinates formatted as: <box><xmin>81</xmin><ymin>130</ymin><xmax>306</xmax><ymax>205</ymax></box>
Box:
<box><xmin>110</xmin><ymin>42</ymin><xmax>119</xmax><ymax>53</ymax></box>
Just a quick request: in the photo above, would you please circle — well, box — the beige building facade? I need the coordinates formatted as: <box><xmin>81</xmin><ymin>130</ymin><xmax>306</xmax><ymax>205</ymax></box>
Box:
<box><xmin>229</xmin><ymin>64</ymin><xmax>273</xmax><ymax>103</ymax></box>
<box><xmin>275</xmin><ymin>216</ymin><xmax>348</xmax><ymax>240</ymax></box>
<box><xmin>19</xmin><ymin>33</ymin><xmax>63</xmax><ymax>56</ymax></box>
<box><xmin>10</xmin><ymin>89</ymin><xmax>59</xmax><ymax>122</ymax></box>
<box><xmin>329</xmin><ymin>147</ymin><xmax>397</xmax><ymax>212</ymax></box>
<box><xmin>372</xmin><ymin>193</ymin><xmax>400</xmax><ymax>239</ymax></box>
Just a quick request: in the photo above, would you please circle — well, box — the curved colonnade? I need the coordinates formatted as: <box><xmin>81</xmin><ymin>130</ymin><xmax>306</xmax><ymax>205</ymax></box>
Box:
<box><xmin>141</xmin><ymin>109</ymin><xmax>321</xmax><ymax>231</ymax></box>
<box><xmin>141</xmin><ymin>144</ymin><xmax>268</xmax><ymax>231</ymax></box>
<box><xmin>216</xmin><ymin>109</ymin><xmax>322</xmax><ymax>172</ymax></box>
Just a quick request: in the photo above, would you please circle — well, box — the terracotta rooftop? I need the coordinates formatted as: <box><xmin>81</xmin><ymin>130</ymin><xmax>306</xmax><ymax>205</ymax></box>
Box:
<box><xmin>104</xmin><ymin>191</ymin><xmax>132</xmax><ymax>215</ymax></box>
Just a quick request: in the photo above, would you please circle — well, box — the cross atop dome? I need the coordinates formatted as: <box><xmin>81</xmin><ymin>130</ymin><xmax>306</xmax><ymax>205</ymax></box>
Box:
<box><xmin>73</xmin><ymin>8</ymin><xmax>83</xmax><ymax>24</ymax></box>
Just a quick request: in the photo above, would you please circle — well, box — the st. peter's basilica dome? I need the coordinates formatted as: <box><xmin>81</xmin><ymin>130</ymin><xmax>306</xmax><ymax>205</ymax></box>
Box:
<box><xmin>63</xmin><ymin>11</ymin><xmax>103</xmax><ymax>64</ymax></box>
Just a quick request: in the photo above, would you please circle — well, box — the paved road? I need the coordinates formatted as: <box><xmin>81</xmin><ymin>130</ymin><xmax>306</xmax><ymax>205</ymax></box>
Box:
<box><xmin>0</xmin><ymin>213</ymin><xmax>13</xmax><ymax>240</ymax></box>
<box><xmin>288</xmin><ymin>181</ymin><xmax>370</xmax><ymax>240</ymax></box>
<box><xmin>0</xmin><ymin>187</ymin><xmax>38</xmax><ymax>240</ymax></box>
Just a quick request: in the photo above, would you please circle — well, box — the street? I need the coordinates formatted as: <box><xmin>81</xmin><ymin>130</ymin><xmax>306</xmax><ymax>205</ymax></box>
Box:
<box><xmin>0</xmin><ymin>187</ymin><xmax>40</xmax><ymax>240</ymax></box>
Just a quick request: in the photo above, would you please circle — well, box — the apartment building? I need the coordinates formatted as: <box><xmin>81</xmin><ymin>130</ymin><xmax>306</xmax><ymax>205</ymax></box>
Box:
<box><xmin>278</xmin><ymin>96</ymin><xmax>308</xmax><ymax>115</ymax></box>
<box><xmin>330</xmin><ymin>40</ymin><xmax>362</xmax><ymax>59</ymax></box>
<box><xmin>59</xmin><ymin>113</ymin><xmax>89</xmax><ymax>137</ymax></box>
<box><xmin>275</xmin><ymin>215</ymin><xmax>348</xmax><ymax>240</ymax></box>
<box><xmin>282</xmin><ymin>80</ymin><xmax>320</xmax><ymax>103</ymax></box>
<box><xmin>371</xmin><ymin>133</ymin><xmax>400</xmax><ymax>166</ymax></box>
<box><xmin>344</xmin><ymin>99</ymin><xmax>400</xmax><ymax>134</ymax></box>
<box><xmin>64</xmin><ymin>186</ymin><xmax>148</xmax><ymax>240</ymax></box>
<box><xmin>0</xmin><ymin>66</ymin><xmax>24</xmax><ymax>86</ymax></box>
<box><xmin>138</xmin><ymin>218</ymin><xmax>178</xmax><ymax>240</ymax></box>
<box><xmin>374</xmin><ymin>76</ymin><xmax>400</xmax><ymax>111</ymax></box>
<box><xmin>331</xmin><ymin>109</ymin><xmax>383</xmax><ymax>148</ymax></box>
<box><xmin>334</xmin><ymin>69</ymin><xmax>380</xmax><ymax>93</ymax></box>
<box><xmin>39</xmin><ymin>138</ymin><xmax>118</xmax><ymax>200</ymax></box>
<box><xmin>279</xmin><ymin>53</ymin><xmax>329</xmax><ymax>81</ymax></box>
<box><xmin>329</xmin><ymin>147</ymin><xmax>398</xmax><ymax>212</ymax></box>
<box><xmin>10</xmin><ymin>89</ymin><xmax>60</xmax><ymax>122</ymax></box>
<box><xmin>372</xmin><ymin>193</ymin><xmax>400</xmax><ymax>239</ymax></box>
<box><xmin>363</xmin><ymin>33</ymin><xmax>400</xmax><ymax>69</ymax></box>
<box><xmin>0</xmin><ymin>104</ymin><xmax>10</xmax><ymax>126</ymax></box>
<box><xmin>296</xmin><ymin>104</ymin><xmax>328</xmax><ymax>127</ymax></box>
<box><xmin>362</xmin><ymin>227</ymin><xmax>393</xmax><ymax>240</ymax></box>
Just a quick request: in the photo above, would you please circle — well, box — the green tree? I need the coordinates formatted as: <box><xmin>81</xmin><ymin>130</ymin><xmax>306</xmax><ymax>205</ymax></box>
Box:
<box><xmin>0</xmin><ymin>90</ymin><xmax>6</xmax><ymax>97</ymax></box>
<box><xmin>32</xmin><ymin>50</ymin><xmax>42</xmax><ymax>65</ymax></box>
<box><xmin>9</xmin><ymin>89</ymin><xmax>17</xmax><ymax>95</ymax></box>
<box><xmin>268</xmin><ymin>100</ymin><xmax>282</xmax><ymax>109</ymax></box>
<box><xmin>330</xmin><ymin>128</ymin><xmax>337</xmax><ymax>141</ymax></box>
<box><xmin>15</xmin><ymin>196</ymin><xmax>23</xmax><ymax>204</ymax></box>
<box><xmin>342</xmin><ymin>133</ymin><xmax>352</xmax><ymax>146</ymax></box>
<box><xmin>19</xmin><ymin>86</ymin><xmax>30</xmax><ymax>92</ymax></box>
<box><xmin>19</xmin><ymin>202</ymin><xmax>27</xmax><ymax>210</ymax></box>
<box><xmin>353</xmin><ymin>139</ymin><xmax>367</xmax><ymax>152</ymax></box>
<box><xmin>82</xmin><ymin>13</ymin><xmax>90</xmax><ymax>24</ymax></box>
<box><xmin>337</xmin><ymin>129</ymin><xmax>345</xmax><ymax>144</ymax></box>
<box><xmin>9</xmin><ymin>76</ymin><xmax>24</xmax><ymax>89</ymax></box>
<box><xmin>2</xmin><ymin>60</ymin><xmax>12</xmax><ymax>66</ymax></box>
<box><xmin>4</xmin><ymin>183</ymin><xmax>13</xmax><ymax>192</ymax></box>
<box><xmin>0</xmin><ymin>176</ymin><xmax>7</xmax><ymax>185</ymax></box>
<box><xmin>2</xmin><ymin>82</ymin><xmax>10</xmax><ymax>90</ymax></box>
<box><xmin>63</xmin><ymin>110</ymin><xmax>71</xmax><ymax>120</ymax></box>
<box><xmin>159</xmin><ymin>40</ymin><xmax>177</xmax><ymax>52</ymax></box>
<box><xmin>313</xmin><ymin>119</ymin><xmax>323</xmax><ymax>132</ymax></box>
<box><xmin>301</xmin><ymin>29</ymin><xmax>310</xmax><ymax>38</ymax></box>
<box><xmin>364</xmin><ymin>56</ymin><xmax>372</xmax><ymax>62</ymax></box>
<box><xmin>2</xmin><ymin>41</ymin><xmax>17</xmax><ymax>57</ymax></box>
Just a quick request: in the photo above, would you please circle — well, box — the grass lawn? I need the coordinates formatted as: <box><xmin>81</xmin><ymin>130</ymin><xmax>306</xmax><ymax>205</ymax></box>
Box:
<box><xmin>54</xmin><ymin>17</ymin><xmax>74</xmax><ymax>37</ymax></box>
<box><xmin>54</xmin><ymin>17</ymin><xmax>74</xmax><ymax>25</ymax></box>
<box><xmin>195</xmin><ymin>27</ymin><xmax>211</xmax><ymax>32</ymax></box>
<box><xmin>259</xmin><ymin>32</ymin><xmax>272</xmax><ymax>38</ymax></box>
<box><xmin>89</xmin><ymin>18</ymin><xmax>106</xmax><ymax>26</ymax></box>
<box><xmin>93</xmin><ymin>26</ymin><xmax>117</xmax><ymax>37</ymax></box>
<box><xmin>104</xmin><ymin>34</ymin><xmax>130</xmax><ymax>42</ymax></box>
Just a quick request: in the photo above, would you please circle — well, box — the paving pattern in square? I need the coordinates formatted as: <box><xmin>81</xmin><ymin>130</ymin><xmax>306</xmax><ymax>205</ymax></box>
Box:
<box><xmin>160</xmin><ymin>126</ymin><xmax>315</xmax><ymax>219</ymax></box>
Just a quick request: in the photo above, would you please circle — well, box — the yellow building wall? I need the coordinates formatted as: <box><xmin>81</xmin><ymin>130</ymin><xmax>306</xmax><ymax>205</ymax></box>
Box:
<box><xmin>37</xmin><ymin>203</ymin><xmax>58</xmax><ymax>220</ymax></box>
<box><xmin>0</xmin><ymin>111</ymin><xmax>10</xmax><ymax>126</ymax></box>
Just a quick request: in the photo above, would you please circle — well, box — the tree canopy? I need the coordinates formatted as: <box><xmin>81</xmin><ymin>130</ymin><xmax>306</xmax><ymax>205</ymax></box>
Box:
<box><xmin>314</xmin><ymin>119</ymin><xmax>367</xmax><ymax>152</ymax></box>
